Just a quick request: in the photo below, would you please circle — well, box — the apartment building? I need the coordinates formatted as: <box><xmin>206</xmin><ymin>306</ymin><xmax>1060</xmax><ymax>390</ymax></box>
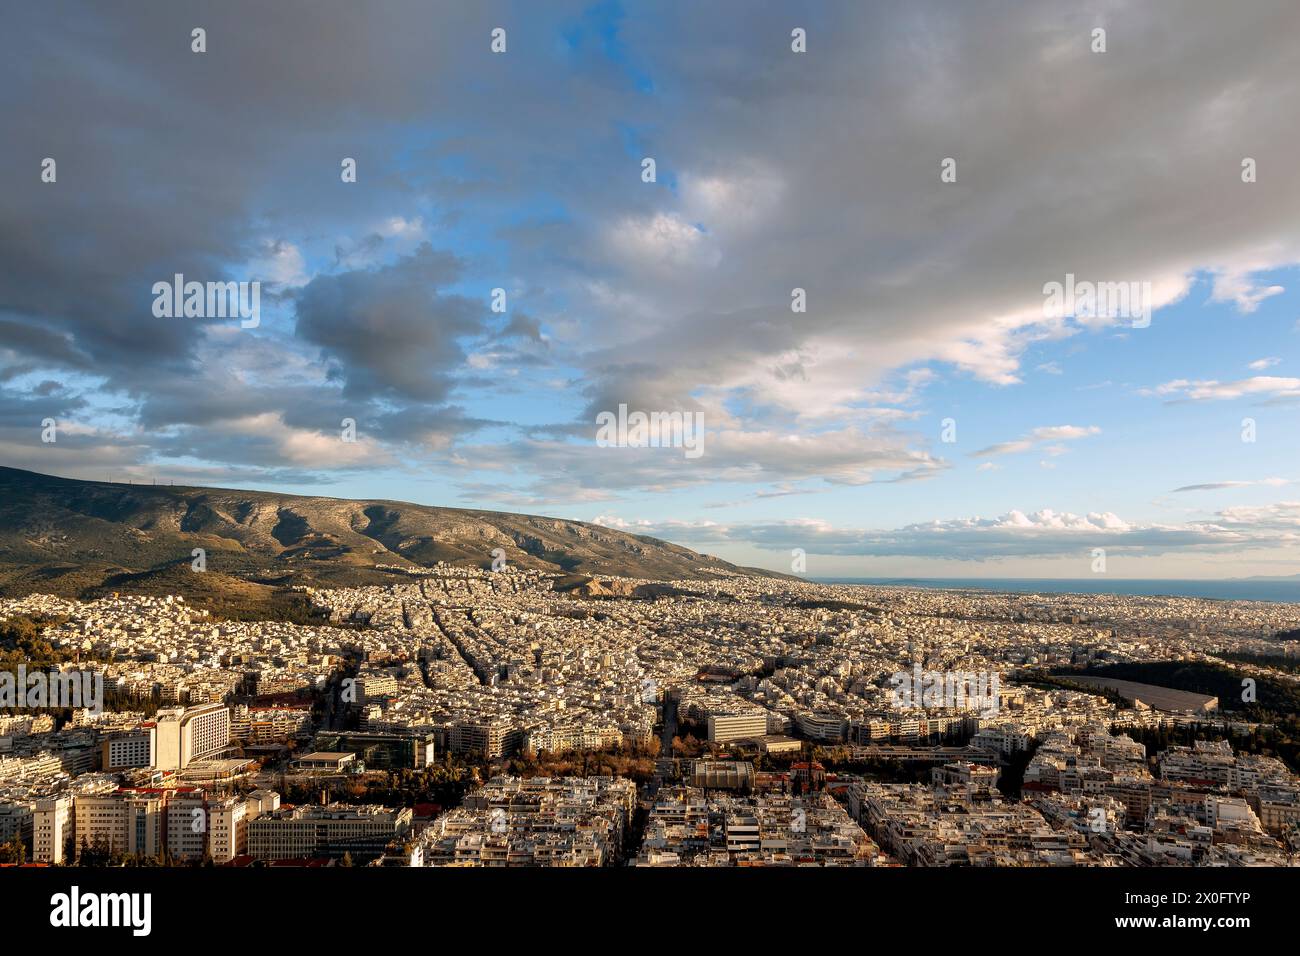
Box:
<box><xmin>74</xmin><ymin>790</ymin><xmax>166</xmax><ymax>858</ymax></box>
<box><xmin>0</xmin><ymin>801</ymin><xmax>32</xmax><ymax>848</ymax></box>
<box><xmin>101</xmin><ymin>726</ymin><xmax>156</xmax><ymax>770</ymax></box>
<box><xmin>449</xmin><ymin>719</ymin><xmax>520</xmax><ymax>758</ymax></box>
<box><xmin>794</xmin><ymin>711</ymin><xmax>847</xmax><ymax>743</ymax></box>
<box><xmin>634</xmin><ymin>788</ymin><xmax>879</xmax><ymax>866</ymax></box>
<box><xmin>163</xmin><ymin>790</ymin><xmax>209</xmax><ymax>862</ymax></box>
<box><xmin>422</xmin><ymin>777</ymin><xmax>636</xmax><ymax>867</ymax></box>
<box><xmin>32</xmin><ymin>793</ymin><xmax>73</xmax><ymax>863</ymax></box>
<box><xmin>207</xmin><ymin>796</ymin><xmax>248</xmax><ymax>863</ymax></box>
<box><xmin>970</xmin><ymin>724</ymin><xmax>1031</xmax><ymax>755</ymax></box>
<box><xmin>248</xmin><ymin>804</ymin><xmax>413</xmax><ymax>863</ymax></box>
<box><xmin>231</xmin><ymin>704</ymin><xmax>312</xmax><ymax>743</ymax></box>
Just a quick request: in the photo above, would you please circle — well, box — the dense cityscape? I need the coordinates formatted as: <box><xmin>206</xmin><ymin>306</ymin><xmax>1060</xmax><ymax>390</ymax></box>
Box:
<box><xmin>3</xmin><ymin>568</ymin><xmax>1298</xmax><ymax>868</ymax></box>
<box><xmin>4</xmin><ymin>0</ymin><xmax>1296</xmax><ymax>935</ymax></box>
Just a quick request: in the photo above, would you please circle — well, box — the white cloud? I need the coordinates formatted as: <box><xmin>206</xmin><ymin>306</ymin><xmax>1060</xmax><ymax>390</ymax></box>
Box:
<box><xmin>970</xmin><ymin>425</ymin><xmax>1100</xmax><ymax>459</ymax></box>
<box><xmin>606</xmin><ymin>212</ymin><xmax>718</xmax><ymax>272</ymax></box>
<box><xmin>251</xmin><ymin>240</ymin><xmax>309</xmax><ymax>289</ymax></box>
<box><xmin>1210</xmin><ymin>269</ymin><xmax>1284</xmax><ymax>313</ymax></box>
<box><xmin>1147</xmin><ymin>376</ymin><xmax>1300</xmax><ymax>402</ymax></box>
<box><xmin>610</xmin><ymin>501</ymin><xmax>1300</xmax><ymax>561</ymax></box>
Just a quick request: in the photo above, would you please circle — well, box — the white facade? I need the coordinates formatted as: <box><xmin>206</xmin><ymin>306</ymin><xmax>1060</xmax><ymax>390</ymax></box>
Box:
<box><xmin>33</xmin><ymin>794</ymin><xmax>72</xmax><ymax>864</ymax></box>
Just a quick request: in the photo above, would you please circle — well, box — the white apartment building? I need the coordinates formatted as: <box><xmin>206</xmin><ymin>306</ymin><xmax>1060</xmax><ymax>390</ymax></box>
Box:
<box><xmin>101</xmin><ymin>726</ymin><xmax>156</xmax><ymax>770</ymax></box>
<box><xmin>971</xmin><ymin>724</ymin><xmax>1031</xmax><ymax>755</ymax></box>
<box><xmin>707</xmin><ymin>712</ymin><xmax>768</xmax><ymax>743</ymax></box>
<box><xmin>74</xmin><ymin>791</ymin><xmax>166</xmax><ymax>858</ymax></box>
<box><xmin>32</xmin><ymin>794</ymin><xmax>73</xmax><ymax>864</ymax></box>
<box><xmin>794</xmin><ymin>711</ymin><xmax>847</xmax><ymax>742</ymax></box>
<box><xmin>208</xmin><ymin>796</ymin><xmax>248</xmax><ymax>863</ymax></box>
<box><xmin>230</xmin><ymin>704</ymin><xmax>311</xmax><ymax>743</ymax></box>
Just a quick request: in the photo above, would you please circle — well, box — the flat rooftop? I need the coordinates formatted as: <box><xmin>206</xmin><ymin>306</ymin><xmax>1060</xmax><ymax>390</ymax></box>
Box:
<box><xmin>297</xmin><ymin>752</ymin><xmax>355</xmax><ymax>761</ymax></box>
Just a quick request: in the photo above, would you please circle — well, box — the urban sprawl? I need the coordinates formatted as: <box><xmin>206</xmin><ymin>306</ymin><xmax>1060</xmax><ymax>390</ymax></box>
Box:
<box><xmin>3</xmin><ymin>568</ymin><xmax>1299</xmax><ymax>867</ymax></box>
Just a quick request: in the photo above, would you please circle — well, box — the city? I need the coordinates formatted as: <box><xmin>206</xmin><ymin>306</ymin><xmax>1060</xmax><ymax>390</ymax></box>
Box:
<box><xmin>3</xmin><ymin>567</ymin><xmax>1298</xmax><ymax>869</ymax></box>
<box><xmin>3</xmin><ymin>0</ymin><xmax>1297</xmax><ymax>937</ymax></box>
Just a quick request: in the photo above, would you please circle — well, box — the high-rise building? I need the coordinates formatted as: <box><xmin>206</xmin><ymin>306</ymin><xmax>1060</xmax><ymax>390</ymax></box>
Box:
<box><xmin>32</xmin><ymin>794</ymin><xmax>73</xmax><ymax>864</ymax></box>
<box><xmin>207</xmin><ymin>796</ymin><xmax>248</xmax><ymax>863</ymax></box>
<box><xmin>164</xmin><ymin>790</ymin><xmax>209</xmax><ymax>862</ymax></box>
<box><xmin>154</xmin><ymin>704</ymin><xmax>230</xmax><ymax>771</ymax></box>
<box><xmin>450</xmin><ymin>720</ymin><xmax>519</xmax><ymax>758</ymax></box>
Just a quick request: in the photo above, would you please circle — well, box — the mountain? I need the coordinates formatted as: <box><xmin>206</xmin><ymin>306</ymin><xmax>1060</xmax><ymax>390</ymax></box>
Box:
<box><xmin>0</xmin><ymin>467</ymin><xmax>772</xmax><ymax>610</ymax></box>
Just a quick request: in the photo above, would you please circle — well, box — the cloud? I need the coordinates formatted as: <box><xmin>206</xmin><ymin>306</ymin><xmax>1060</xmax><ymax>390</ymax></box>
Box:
<box><xmin>452</xmin><ymin>424</ymin><xmax>947</xmax><ymax>505</ymax></box>
<box><xmin>1210</xmin><ymin>269</ymin><xmax>1285</xmax><ymax>313</ymax></box>
<box><xmin>1248</xmin><ymin>357</ymin><xmax>1281</xmax><ymax>371</ymax></box>
<box><xmin>603</xmin><ymin>501</ymin><xmax>1300</xmax><ymax>561</ymax></box>
<box><xmin>970</xmin><ymin>425</ymin><xmax>1100</xmax><ymax>458</ymax></box>
<box><xmin>4</xmin><ymin>0</ymin><xmax>1300</xmax><ymax>504</ymax></box>
<box><xmin>605</xmin><ymin>213</ymin><xmax>718</xmax><ymax>272</ymax></box>
<box><xmin>1146</xmin><ymin>376</ymin><xmax>1300</xmax><ymax>402</ymax></box>
<box><xmin>1171</xmin><ymin>478</ymin><xmax>1289</xmax><ymax>492</ymax></box>
<box><xmin>293</xmin><ymin>244</ymin><xmax>484</xmax><ymax>403</ymax></box>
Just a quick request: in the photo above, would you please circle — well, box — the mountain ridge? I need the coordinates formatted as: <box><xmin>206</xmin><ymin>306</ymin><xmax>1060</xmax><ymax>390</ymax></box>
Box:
<box><xmin>0</xmin><ymin>466</ymin><xmax>778</xmax><ymax>604</ymax></box>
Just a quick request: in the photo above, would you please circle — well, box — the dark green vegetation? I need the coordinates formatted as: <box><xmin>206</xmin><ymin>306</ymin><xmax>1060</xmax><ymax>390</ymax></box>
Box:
<box><xmin>1219</xmin><ymin>650</ymin><xmax>1300</xmax><ymax>674</ymax></box>
<box><xmin>1044</xmin><ymin>660</ymin><xmax>1300</xmax><ymax>772</ymax></box>
<box><xmin>269</xmin><ymin>758</ymin><xmax>480</xmax><ymax>811</ymax></box>
<box><xmin>0</xmin><ymin>466</ymin><xmax>771</xmax><ymax>612</ymax></box>
<box><xmin>1021</xmin><ymin>670</ymin><xmax>1131</xmax><ymax>708</ymax></box>
<box><xmin>0</xmin><ymin>613</ymin><xmax>77</xmax><ymax>666</ymax></box>
<box><xmin>790</xmin><ymin>597</ymin><xmax>886</xmax><ymax>614</ymax></box>
<box><xmin>1117</xmin><ymin>720</ymin><xmax>1300</xmax><ymax>774</ymax></box>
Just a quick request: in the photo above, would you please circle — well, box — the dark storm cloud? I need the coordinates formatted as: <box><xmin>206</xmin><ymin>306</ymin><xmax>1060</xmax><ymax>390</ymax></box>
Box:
<box><xmin>294</xmin><ymin>244</ymin><xmax>483</xmax><ymax>403</ymax></box>
<box><xmin>0</xmin><ymin>384</ymin><xmax>86</xmax><ymax>427</ymax></box>
<box><xmin>0</xmin><ymin>0</ymin><xmax>583</xmax><ymax>398</ymax></box>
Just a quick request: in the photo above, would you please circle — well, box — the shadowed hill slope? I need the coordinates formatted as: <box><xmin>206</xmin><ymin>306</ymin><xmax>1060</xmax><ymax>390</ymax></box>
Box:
<box><xmin>0</xmin><ymin>467</ymin><xmax>770</xmax><ymax>601</ymax></box>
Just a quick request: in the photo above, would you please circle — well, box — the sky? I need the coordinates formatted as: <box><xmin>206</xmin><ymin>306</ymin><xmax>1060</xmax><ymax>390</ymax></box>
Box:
<box><xmin>2</xmin><ymin>0</ymin><xmax>1299</xmax><ymax>580</ymax></box>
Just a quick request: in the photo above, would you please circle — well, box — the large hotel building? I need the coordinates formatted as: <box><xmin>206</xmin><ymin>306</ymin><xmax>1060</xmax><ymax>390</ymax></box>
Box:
<box><xmin>101</xmin><ymin>703</ymin><xmax>231</xmax><ymax>772</ymax></box>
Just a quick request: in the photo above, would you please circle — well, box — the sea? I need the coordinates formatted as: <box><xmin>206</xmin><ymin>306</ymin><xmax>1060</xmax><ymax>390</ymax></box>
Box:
<box><xmin>817</xmin><ymin>577</ymin><xmax>1300</xmax><ymax>604</ymax></box>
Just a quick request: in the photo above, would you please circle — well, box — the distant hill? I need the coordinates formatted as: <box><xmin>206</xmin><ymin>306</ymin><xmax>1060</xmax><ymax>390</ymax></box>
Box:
<box><xmin>0</xmin><ymin>467</ymin><xmax>774</xmax><ymax>606</ymax></box>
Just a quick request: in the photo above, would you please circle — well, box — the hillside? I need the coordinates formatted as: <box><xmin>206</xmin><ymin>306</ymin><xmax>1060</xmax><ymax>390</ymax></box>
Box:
<box><xmin>0</xmin><ymin>467</ymin><xmax>769</xmax><ymax>605</ymax></box>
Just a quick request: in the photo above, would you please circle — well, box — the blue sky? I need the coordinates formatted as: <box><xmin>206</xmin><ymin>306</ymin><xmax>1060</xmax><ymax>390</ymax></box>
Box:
<box><xmin>3</xmin><ymin>0</ymin><xmax>1299</xmax><ymax>578</ymax></box>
